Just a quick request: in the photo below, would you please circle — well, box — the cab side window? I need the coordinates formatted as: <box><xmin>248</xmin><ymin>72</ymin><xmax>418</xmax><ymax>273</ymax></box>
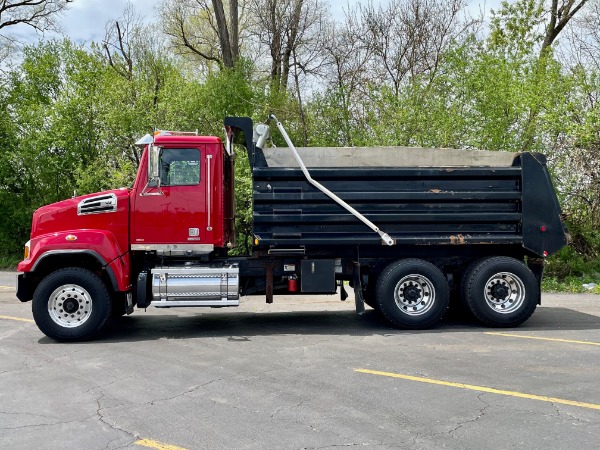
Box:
<box><xmin>159</xmin><ymin>148</ymin><xmax>201</xmax><ymax>186</ymax></box>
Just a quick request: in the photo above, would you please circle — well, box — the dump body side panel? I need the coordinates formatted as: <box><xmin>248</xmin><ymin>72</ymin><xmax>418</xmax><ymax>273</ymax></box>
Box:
<box><xmin>253</xmin><ymin>166</ymin><xmax>524</xmax><ymax>247</ymax></box>
<box><xmin>252</xmin><ymin>157</ymin><xmax>565</xmax><ymax>257</ymax></box>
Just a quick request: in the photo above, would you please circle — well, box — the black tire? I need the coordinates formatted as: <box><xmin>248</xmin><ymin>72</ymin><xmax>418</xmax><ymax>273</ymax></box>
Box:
<box><xmin>450</xmin><ymin>259</ymin><xmax>483</xmax><ymax>318</ymax></box>
<box><xmin>462</xmin><ymin>257</ymin><xmax>538</xmax><ymax>327</ymax></box>
<box><xmin>32</xmin><ymin>267</ymin><xmax>112</xmax><ymax>342</ymax></box>
<box><xmin>363</xmin><ymin>274</ymin><xmax>380</xmax><ymax>311</ymax></box>
<box><xmin>375</xmin><ymin>259</ymin><xmax>449</xmax><ymax>329</ymax></box>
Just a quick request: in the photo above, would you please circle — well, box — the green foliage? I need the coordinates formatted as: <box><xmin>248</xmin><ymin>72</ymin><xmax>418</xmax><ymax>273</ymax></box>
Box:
<box><xmin>231</xmin><ymin>146</ymin><xmax>253</xmax><ymax>255</ymax></box>
<box><xmin>489</xmin><ymin>0</ymin><xmax>545</xmax><ymax>57</ymax></box>
<box><xmin>0</xmin><ymin>254</ymin><xmax>20</xmax><ymax>270</ymax></box>
<box><xmin>541</xmin><ymin>276</ymin><xmax>600</xmax><ymax>294</ymax></box>
<box><xmin>0</xmin><ymin>1</ymin><xmax>599</xmax><ymax>290</ymax></box>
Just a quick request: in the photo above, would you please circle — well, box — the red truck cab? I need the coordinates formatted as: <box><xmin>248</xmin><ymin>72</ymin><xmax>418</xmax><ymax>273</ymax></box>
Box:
<box><xmin>17</xmin><ymin>130</ymin><xmax>235</xmax><ymax>340</ymax></box>
<box><xmin>131</xmin><ymin>133</ymin><xmax>233</xmax><ymax>251</ymax></box>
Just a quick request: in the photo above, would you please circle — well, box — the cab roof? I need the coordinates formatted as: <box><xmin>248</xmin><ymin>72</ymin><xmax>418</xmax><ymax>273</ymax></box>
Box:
<box><xmin>153</xmin><ymin>135</ymin><xmax>222</xmax><ymax>145</ymax></box>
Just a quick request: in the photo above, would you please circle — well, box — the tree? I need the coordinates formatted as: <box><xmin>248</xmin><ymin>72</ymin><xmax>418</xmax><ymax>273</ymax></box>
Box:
<box><xmin>0</xmin><ymin>0</ymin><xmax>74</xmax><ymax>63</ymax></box>
<box><xmin>0</xmin><ymin>0</ymin><xmax>73</xmax><ymax>33</ymax></box>
<box><xmin>350</xmin><ymin>0</ymin><xmax>472</xmax><ymax>97</ymax></box>
<box><xmin>161</xmin><ymin>0</ymin><xmax>242</xmax><ymax>70</ymax></box>
<box><xmin>540</xmin><ymin>0</ymin><xmax>589</xmax><ymax>56</ymax></box>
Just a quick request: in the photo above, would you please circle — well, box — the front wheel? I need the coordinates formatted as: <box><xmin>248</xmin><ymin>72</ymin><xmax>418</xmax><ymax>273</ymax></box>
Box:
<box><xmin>32</xmin><ymin>268</ymin><xmax>112</xmax><ymax>341</ymax></box>
<box><xmin>375</xmin><ymin>259</ymin><xmax>449</xmax><ymax>329</ymax></box>
<box><xmin>462</xmin><ymin>257</ymin><xmax>538</xmax><ymax>327</ymax></box>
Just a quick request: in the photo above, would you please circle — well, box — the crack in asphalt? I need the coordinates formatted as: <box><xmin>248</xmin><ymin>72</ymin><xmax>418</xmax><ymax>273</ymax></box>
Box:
<box><xmin>271</xmin><ymin>399</ymin><xmax>310</xmax><ymax>418</ymax></box>
<box><xmin>447</xmin><ymin>393</ymin><xmax>491</xmax><ymax>436</ymax></box>
<box><xmin>0</xmin><ymin>414</ymin><xmax>97</xmax><ymax>431</ymax></box>
<box><xmin>84</xmin><ymin>375</ymin><xmax>135</xmax><ymax>395</ymax></box>
<box><xmin>552</xmin><ymin>402</ymin><xmax>592</xmax><ymax>424</ymax></box>
<box><xmin>94</xmin><ymin>391</ymin><xmax>138</xmax><ymax>447</ymax></box>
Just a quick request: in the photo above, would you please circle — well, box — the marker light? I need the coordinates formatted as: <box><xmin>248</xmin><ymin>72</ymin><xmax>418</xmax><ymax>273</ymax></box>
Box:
<box><xmin>23</xmin><ymin>241</ymin><xmax>30</xmax><ymax>260</ymax></box>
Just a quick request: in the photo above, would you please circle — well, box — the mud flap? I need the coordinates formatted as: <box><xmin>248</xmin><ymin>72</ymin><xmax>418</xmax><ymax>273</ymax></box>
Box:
<box><xmin>353</xmin><ymin>264</ymin><xmax>365</xmax><ymax>315</ymax></box>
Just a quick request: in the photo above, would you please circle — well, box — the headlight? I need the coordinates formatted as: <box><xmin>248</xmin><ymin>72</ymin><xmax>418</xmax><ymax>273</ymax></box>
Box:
<box><xmin>24</xmin><ymin>240</ymin><xmax>30</xmax><ymax>260</ymax></box>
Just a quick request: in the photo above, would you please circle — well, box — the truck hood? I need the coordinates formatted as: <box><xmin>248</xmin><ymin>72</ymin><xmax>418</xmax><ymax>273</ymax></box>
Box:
<box><xmin>31</xmin><ymin>188</ymin><xmax>130</xmax><ymax>241</ymax></box>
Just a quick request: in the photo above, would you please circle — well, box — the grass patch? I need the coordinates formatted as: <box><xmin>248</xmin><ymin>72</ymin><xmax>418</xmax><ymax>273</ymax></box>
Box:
<box><xmin>542</xmin><ymin>275</ymin><xmax>600</xmax><ymax>293</ymax></box>
<box><xmin>542</xmin><ymin>246</ymin><xmax>600</xmax><ymax>294</ymax></box>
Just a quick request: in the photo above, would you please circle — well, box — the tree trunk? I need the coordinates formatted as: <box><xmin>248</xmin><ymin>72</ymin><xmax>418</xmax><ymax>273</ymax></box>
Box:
<box><xmin>212</xmin><ymin>0</ymin><xmax>234</xmax><ymax>68</ymax></box>
<box><xmin>540</xmin><ymin>0</ymin><xmax>588</xmax><ymax>57</ymax></box>
<box><xmin>281</xmin><ymin>0</ymin><xmax>303</xmax><ymax>89</ymax></box>
<box><xmin>229</xmin><ymin>0</ymin><xmax>239</xmax><ymax>62</ymax></box>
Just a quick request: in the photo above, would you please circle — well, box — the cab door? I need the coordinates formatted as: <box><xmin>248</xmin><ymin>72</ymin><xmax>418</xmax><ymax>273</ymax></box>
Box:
<box><xmin>132</xmin><ymin>146</ymin><xmax>207</xmax><ymax>247</ymax></box>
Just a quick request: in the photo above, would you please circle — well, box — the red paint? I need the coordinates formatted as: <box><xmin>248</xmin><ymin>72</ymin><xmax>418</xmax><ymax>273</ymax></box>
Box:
<box><xmin>288</xmin><ymin>277</ymin><xmax>298</xmax><ymax>292</ymax></box>
<box><xmin>131</xmin><ymin>136</ymin><xmax>226</xmax><ymax>247</ymax></box>
<box><xmin>18</xmin><ymin>188</ymin><xmax>130</xmax><ymax>277</ymax></box>
<box><xmin>19</xmin><ymin>133</ymin><xmax>230</xmax><ymax>292</ymax></box>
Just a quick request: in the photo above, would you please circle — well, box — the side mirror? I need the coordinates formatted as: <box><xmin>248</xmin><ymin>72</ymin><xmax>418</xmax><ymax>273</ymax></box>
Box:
<box><xmin>140</xmin><ymin>144</ymin><xmax>164</xmax><ymax>196</ymax></box>
<box><xmin>148</xmin><ymin>144</ymin><xmax>160</xmax><ymax>182</ymax></box>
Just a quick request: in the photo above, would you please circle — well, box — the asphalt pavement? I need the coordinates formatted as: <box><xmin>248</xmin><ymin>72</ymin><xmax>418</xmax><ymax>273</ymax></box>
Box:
<box><xmin>1</xmin><ymin>271</ymin><xmax>599</xmax><ymax>449</ymax></box>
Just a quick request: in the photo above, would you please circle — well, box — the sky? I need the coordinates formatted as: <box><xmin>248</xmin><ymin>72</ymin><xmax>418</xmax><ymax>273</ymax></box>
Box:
<box><xmin>5</xmin><ymin>0</ymin><xmax>501</xmax><ymax>48</ymax></box>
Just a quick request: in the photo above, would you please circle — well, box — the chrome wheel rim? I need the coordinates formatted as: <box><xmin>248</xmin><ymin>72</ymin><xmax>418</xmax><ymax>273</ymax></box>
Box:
<box><xmin>483</xmin><ymin>272</ymin><xmax>525</xmax><ymax>314</ymax></box>
<box><xmin>47</xmin><ymin>284</ymin><xmax>93</xmax><ymax>328</ymax></box>
<box><xmin>394</xmin><ymin>274</ymin><xmax>436</xmax><ymax>316</ymax></box>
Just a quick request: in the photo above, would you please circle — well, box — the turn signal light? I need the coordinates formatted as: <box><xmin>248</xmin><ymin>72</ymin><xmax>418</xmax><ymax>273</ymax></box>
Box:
<box><xmin>23</xmin><ymin>240</ymin><xmax>30</xmax><ymax>260</ymax></box>
<box><xmin>540</xmin><ymin>226</ymin><xmax>547</xmax><ymax>232</ymax></box>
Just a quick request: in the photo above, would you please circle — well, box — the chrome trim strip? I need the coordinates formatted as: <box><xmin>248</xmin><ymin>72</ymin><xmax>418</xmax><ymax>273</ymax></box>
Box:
<box><xmin>152</xmin><ymin>300</ymin><xmax>239</xmax><ymax>307</ymax></box>
<box><xmin>131</xmin><ymin>244</ymin><xmax>214</xmax><ymax>254</ymax></box>
<box><xmin>206</xmin><ymin>154</ymin><xmax>213</xmax><ymax>231</ymax></box>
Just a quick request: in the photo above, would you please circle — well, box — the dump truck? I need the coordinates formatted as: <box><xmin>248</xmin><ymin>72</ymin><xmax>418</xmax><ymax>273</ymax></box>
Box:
<box><xmin>16</xmin><ymin>115</ymin><xmax>568</xmax><ymax>341</ymax></box>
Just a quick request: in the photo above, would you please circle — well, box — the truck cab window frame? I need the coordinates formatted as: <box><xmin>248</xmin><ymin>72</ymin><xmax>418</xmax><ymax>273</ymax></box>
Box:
<box><xmin>159</xmin><ymin>148</ymin><xmax>201</xmax><ymax>186</ymax></box>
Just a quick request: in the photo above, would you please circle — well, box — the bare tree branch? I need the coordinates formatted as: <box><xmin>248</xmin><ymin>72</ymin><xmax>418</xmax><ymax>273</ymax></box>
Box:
<box><xmin>541</xmin><ymin>0</ymin><xmax>589</xmax><ymax>55</ymax></box>
<box><xmin>0</xmin><ymin>0</ymin><xmax>73</xmax><ymax>32</ymax></box>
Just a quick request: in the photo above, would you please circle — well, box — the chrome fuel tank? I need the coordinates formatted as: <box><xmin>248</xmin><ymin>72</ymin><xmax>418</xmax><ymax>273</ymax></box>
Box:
<box><xmin>151</xmin><ymin>264</ymin><xmax>239</xmax><ymax>306</ymax></box>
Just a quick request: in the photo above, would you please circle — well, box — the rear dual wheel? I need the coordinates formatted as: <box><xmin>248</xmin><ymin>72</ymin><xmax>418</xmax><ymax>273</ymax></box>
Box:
<box><xmin>375</xmin><ymin>259</ymin><xmax>449</xmax><ymax>329</ymax></box>
<box><xmin>461</xmin><ymin>257</ymin><xmax>538</xmax><ymax>327</ymax></box>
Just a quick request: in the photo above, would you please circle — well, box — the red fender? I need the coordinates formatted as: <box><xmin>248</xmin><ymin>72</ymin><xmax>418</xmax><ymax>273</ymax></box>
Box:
<box><xmin>18</xmin><ymin>230</ymin><xmax>131</xmax><ymax>291</ymax></box>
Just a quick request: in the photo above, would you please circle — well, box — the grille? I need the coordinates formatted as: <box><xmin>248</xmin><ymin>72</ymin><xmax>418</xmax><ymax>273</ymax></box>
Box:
<box><xmin>77</xmin><ymin>193</ymin><xmax>117</xmax><ymax>215</ymax></box>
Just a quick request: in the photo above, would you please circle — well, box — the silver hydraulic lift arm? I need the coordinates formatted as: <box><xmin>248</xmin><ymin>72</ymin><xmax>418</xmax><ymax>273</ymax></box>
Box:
<box><xmin>269</xmin><ymin>114</ymin><xmax>395</xmax><ymax>246</ymax></box>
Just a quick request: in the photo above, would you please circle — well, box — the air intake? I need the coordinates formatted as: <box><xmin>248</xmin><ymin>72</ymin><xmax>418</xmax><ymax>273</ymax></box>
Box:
<box><xmin>77</xmin><ymin>193</ymin><xmax>118</xmax><ymax>216</ymax></box>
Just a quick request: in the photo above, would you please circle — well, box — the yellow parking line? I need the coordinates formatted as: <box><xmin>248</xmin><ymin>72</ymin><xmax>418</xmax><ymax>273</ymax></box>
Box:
<box><xmin>0</xmin><ymin>315</ymin><xmax>34</xmax><ymax>323</ymax></box>
<box><xmin>355</xmin><ymin>368</ymin><xmax>600</xmax><ymax>411</ymax></box>
<box><xmin>485</xmin><ymin>332</ymin><xmax>600</xmax><ymax>347</ymax></box>
<box><xmin>136</xmin><ymin>439</ymin><xmax>188</xmax><ymax>450</ymax></box>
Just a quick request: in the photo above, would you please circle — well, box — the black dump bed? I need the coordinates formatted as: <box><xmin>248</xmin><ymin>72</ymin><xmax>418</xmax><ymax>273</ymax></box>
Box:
<box><xmin>223</xmin><ymin>117</ymin><xmax>567</xmax><ymax>258</ymax></box>
<box><xmin>250</xmin><ymin>149</ymin><xmax>566</xmax><ymax>257</ymax></box>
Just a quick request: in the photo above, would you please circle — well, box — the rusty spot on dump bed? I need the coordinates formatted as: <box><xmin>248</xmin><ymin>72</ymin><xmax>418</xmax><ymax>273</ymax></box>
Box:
<box><xmin>430</xmin><ymin>189</ymin><xmax>441</xmax><ymax>193</ymax></box>
<box><xmin>450</xmin><ymin>234</ymin><xmax>465</xmax><ymax>244</ymax></box>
